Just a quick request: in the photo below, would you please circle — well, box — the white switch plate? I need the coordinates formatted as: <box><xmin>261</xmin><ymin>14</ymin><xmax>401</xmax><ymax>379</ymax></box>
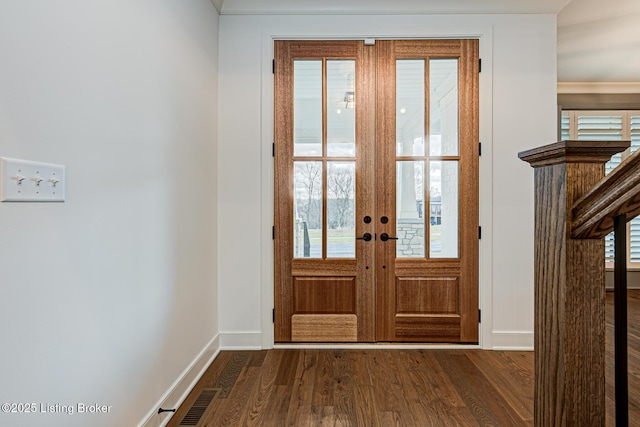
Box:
<box><xmin>1</xmin><ymin>157</ymin><xmax>66</xmax><ymax>202</ymax></box>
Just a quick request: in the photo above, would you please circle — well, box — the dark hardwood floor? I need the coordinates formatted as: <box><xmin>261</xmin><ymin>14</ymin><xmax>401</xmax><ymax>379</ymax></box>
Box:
<box><xmin>168</xmin><ymin>290</ymin><xmax>640</xmax><ymax>427</ymax></box>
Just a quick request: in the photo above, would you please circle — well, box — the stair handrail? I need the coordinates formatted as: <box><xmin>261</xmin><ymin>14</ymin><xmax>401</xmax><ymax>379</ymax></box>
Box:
<box><xmin>572</xmin><ymin>147</ymin><xmax>640</xmax><ymax>239</ymax></box>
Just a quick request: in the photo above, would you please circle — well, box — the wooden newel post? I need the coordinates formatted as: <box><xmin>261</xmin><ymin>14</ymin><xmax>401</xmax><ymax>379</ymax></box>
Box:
<box><xmin>519</xmin><ymin>141</ymin><xmax>628</xmax><ymax>426</ymax></box>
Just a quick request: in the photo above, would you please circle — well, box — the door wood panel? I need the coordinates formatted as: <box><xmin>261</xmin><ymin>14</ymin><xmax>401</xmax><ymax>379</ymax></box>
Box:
<box><xmin>293</xmin><ymin>277</ymin><xmax>356</xmax><ymax>314</ymax></box>
<box><xmin>395</xmin><ymin>277</ymin><xmax>460</xmax><ymax>314</ymax></box>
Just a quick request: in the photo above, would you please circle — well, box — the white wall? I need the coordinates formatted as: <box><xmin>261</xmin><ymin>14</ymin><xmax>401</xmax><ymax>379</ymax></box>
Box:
<box><xmin>218</xmin><ymin>14</ymin><xmax>557</xmax><ymax>350</ymax></box>
<box><xmin>489</xmin><ymin>16</ymin><xmax>557</xmax><ymax>348</ymax></box>
<box><xmin>0</xmin><ymin>2</ymin><xmax>219</xmax><ymax>427</ymax></box>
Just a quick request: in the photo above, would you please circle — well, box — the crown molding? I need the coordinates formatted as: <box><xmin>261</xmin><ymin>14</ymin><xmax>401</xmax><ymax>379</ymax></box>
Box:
<box><xmin>219</xmin><ymin>9</ymin><xmax>561</xmax><ymax>15</ymax></box>
<box><xmin>558</xmin><ymin>82</ymin><xmax>640</xmax><ymax>94</ymax></box>
<box><xmin>218</xmin><ymin>0</ymin><xmax>568</xmax><ymax>15</ymax></box>
<box><xmin>210</xmin><ymin>0</ymin><xmax>223</xmax><ymax>14</ymax></box>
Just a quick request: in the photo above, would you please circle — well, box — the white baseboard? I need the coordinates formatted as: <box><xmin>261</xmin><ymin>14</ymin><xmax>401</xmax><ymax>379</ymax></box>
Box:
<box><xmin>274</xmin><ymin>343</ymin><xmax>481</xmax><ymax>350</ymax></box>
<box><xmin>217</xmin><ymin>330</ymin><xmax>535</xmax><ymax>351</ymax></box>
<box><xmin>605</xmin><ymin>271</ymin><xmax>640</xmax><ymax>289</ymax></box>
<box><xmin>491</xmin><ymin>331</ymin><xmax>534</xmax><ymax>350</ymax></box>
<box><xmin>219</xmin><ymin>331</ymin><xmax>263</xmax><ymax>349</ymax></box>
<box><xmin>138</xmin><ymin>334</ymin><xmax>221</xmax><ymax>427</ymax></box>
<box><xmin>214</xmin><ymin>330</ymin><xmax>535</xmax><ymax>351</ymax></box>
<box><xmin>605</xmin><ymin>285</ymin><xmax>640</xmax><ymax>289</ymax></box>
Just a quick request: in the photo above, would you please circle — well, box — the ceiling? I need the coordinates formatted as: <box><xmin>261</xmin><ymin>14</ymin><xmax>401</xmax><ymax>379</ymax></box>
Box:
<box><xmin>557</xmin><ymin>0</ymin><xmax>640</xmax><ymax>83</ymax></box>
<box><xmin>212</xmin><ymin>0</ymin><xmax>640</xmax><ymax>84</ymax></box>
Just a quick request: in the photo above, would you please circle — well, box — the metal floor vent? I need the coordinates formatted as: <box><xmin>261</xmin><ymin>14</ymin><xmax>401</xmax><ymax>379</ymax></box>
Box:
<box><xmin>179</xmin><ymin>388</ymin><xmax>219</xmax><ymax>426</ymax></box>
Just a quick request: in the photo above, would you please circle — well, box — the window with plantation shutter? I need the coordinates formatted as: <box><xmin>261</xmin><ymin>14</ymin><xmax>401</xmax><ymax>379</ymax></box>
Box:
<box><xmin>576</xmin><ymin>115</ymin><xmax>623</xmax><ymax>140</ymax></box>
<box><xmin>560</xmin><ymin>110</ymin><xmax>640</xmax><ymax>267</ymax></box>
<box><xmin>576</xmin><ymin>114</ymin><xmax>623</xmax><ymax>262</ymax></box>
<box><xmin>560</xmin><ymin>114</ymin><xmax>570</xmax><ymax>141</ymax></box>
<box><xmin>576</xmin><ymin>114</ymin><xmax>623</xmax><ymax>174</ymax></box>
<box><xmin>629</xmin><ymin>116</ymin><xmax>640</xmax><ymax>263</ymax></box>
<box><xmin>631</xmin><ymin>220</ymin><xmax>640</xmax><ymax>264</ymax></box>
<box><xmin>631</xmin><ymin>115</ymin><xmax>640</xmax><ymax>154</ymax></box>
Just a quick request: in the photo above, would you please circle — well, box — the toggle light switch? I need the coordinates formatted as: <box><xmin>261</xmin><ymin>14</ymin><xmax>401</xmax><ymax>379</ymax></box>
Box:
<box><xmin>1</xmin><ymin>157</ymin><xmax>66</xmax><ymax>202</ymax></box>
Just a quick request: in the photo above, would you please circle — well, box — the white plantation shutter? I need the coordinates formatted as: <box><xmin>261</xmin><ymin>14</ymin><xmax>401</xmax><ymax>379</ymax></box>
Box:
<box><xmin>560</xmin><ymin>114</ymin><xmax>570</xmax><ymax>141</ymax></box>
<box><xmin>576</xmin><ymin>115</ymin><xmax>623</xmax><ymax>140</ymax></box>
<box><xmin>604</xmin><ymin>233</ymin><xmax>616</xmax><ymax>263</ymax></box>
<box><xmin>630</xmin><ymin>115</ymin><xmax>640</xmax><ymax>154</ymax></box>
<box><xmin>576</xmin><ymin>114</ymin><xmax>623</xmax><ymax>263</ymax></box>
<box><xmin>629</xmin><ymin>116</ymin><xmax>640</xmax><ymax>263</ymax></box>
<box><xmin>632</xmin><ymin>221</ymin><xmax>640</xmax><ymax>264</ymax></box>
<box><xmin>576</xmin><ymin>115</ymin><xmax>623</xmax><ymax>174</ymax></box>
<box><xmin>604</xmin><ymin>154</ymin><xmax>623</xmax><ymax>176</ymax></box>
<box><xmin>560</xmin><ymin>111</ymin><xmax>624</xmax><ymax>141</ymax></box>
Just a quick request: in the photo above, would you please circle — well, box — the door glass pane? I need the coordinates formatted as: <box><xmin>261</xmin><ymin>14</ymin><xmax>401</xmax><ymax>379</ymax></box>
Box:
<box><xmin>327</xmin><ymin>162</ymin><xmax>355</xmax><ymax>258</ymax></box>
<box><xmin>294</xmin><ymin>162</ymin><xmax>322</xmax><ymax>258</ymax></box>
<box><xmin>430</xmin><ymin>161</ymin><xmax>458</xmax><ymax>258</ymax></box>
<box><xmin>429</xmin><ymin>59</ymin><xmax>459</xmax><ymax>156</ymax></box>
<box><xmin>327</xmin><ymin>61</ymin><xmax>356</xmax><ymax>157</ymax></box>
<box><xmin>294</xmin><ymin>61</ymin><xmax>322</xmax><ymax>157</ymax></box>
<box><xmin>396</xmin><ymin>60</ymin><xmax>425</xmax><ymax>156</ymax></box>
<box><xmin>396</xmin><ymin>161</ymin><xmax>425</xmax><ymax>258</ymax></box>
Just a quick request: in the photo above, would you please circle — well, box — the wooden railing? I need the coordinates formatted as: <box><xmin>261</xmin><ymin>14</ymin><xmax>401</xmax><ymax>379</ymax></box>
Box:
<box><xmin>572</xmin><ymin>147</ymin><xmax>640</xmax><ymax>239</ymax></box>
<box><xmin>520</xmin><ymin>140</ymin><xmax>640</xmax><ymax>427</ymax></box>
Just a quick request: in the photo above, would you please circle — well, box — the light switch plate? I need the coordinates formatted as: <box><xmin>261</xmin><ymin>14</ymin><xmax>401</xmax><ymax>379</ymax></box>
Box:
<box><xmin>1</xmin><ymin>157</ymin><xmax>66</xmax><ymax>202</ymax></box>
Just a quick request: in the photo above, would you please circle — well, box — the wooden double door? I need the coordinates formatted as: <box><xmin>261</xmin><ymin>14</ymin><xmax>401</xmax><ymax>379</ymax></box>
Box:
<box><xmin>274</xmin><ymin>40</ymin><xmax>479</xmax><ymax>343</ymax></box>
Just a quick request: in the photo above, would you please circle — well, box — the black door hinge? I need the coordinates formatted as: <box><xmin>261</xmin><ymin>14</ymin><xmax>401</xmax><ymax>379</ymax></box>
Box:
<box><xmin>479</xmin><ymin>226</ymin><xmax>482</xmax><ymax>240</ymax></box>
<box><xmin>479</xmin><ymin>309</ymin><xmax>482</xmax><ymax>323</ymax></box>
<box><xmin>272</xmin><ymin>142</ymin><xmax>275</xmax><ymax>157</ymax></box>
<box><xmin>272</xmin><ymin>226</ymin><xmax>275</xmax><ymax>240</ymax></box>
<box><xmin>272</xmin><ymin>308</ymin><xmax>275</xmax><ymax>323</ymax></box>
<box><xmin>479</xmin><ymin>58</ymin><xmax>482</xmax><ymax>73</ymax></box>
<box><xmin>272</xmin><ymin>59</ymin><xmax>275</xmax><ymax>74</ymax></box>
<box><xmin>479</xmin><ymin>142</ymin><xmax>482</xmax><ymax>156</ymax></box>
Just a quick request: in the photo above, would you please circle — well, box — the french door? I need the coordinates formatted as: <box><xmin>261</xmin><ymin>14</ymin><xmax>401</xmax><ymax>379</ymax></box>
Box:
<box><xmin>274</xmin><ymin>39</ymin><xmax>479</xmax><ymax>343</ymax></box>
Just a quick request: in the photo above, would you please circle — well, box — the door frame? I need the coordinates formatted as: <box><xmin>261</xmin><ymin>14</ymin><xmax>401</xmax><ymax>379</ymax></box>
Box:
<box><xmin>259</xmin><ymin>26</ymin><xmax>495</xmax><ymax>349</ymax></box>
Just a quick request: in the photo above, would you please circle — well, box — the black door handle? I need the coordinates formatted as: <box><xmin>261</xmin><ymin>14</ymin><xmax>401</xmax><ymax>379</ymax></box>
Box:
<box><xmin>356</xmin><ymin>233</ymin><xmax>372</xmax><ymax>242</ymax></box>
<box><xmin>380</xmin><ymin>233</ymin><xmax>398</xmax><ymax>242</ymax></box>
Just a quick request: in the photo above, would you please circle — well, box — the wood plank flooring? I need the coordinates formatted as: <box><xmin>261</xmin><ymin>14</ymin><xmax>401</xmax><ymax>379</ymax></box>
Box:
<box><xmin>168</xmin><ymin>290</ymin><xmax>640</xmax><ymax>427</ymax></box>
<box><xmin>606</xmin><ymin>289</ymin><xmax>640</xmax><ymax>426</ymax></box>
